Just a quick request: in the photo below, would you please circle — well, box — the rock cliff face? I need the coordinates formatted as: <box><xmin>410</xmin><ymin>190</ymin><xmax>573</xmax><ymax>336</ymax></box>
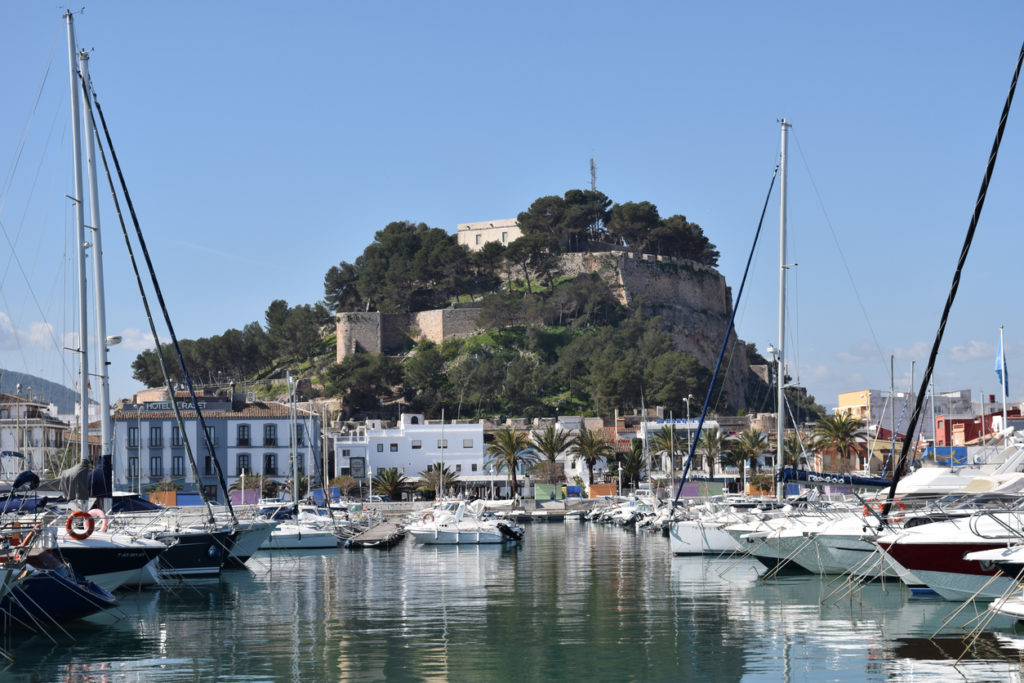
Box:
<box><xmin>560</xmin><ymin>252</ymin><xmax>753</xmax><ymax>410</ymax></box>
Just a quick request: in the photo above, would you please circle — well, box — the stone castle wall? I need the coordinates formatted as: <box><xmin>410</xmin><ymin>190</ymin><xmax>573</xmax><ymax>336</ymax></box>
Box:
<box><xmin>335</xmin><ymin>251</ymin><xmax>752</xmax><ymax>408</ymax></box>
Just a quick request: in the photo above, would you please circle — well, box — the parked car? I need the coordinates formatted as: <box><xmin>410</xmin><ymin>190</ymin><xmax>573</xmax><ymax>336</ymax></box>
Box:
<box><xmin>367</xmin><ymin>495</ymin><xmax>390</xmax><ymax>503</ymax></box>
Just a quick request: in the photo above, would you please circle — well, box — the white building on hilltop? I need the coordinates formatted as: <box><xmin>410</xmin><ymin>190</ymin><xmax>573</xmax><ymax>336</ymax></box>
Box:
<box><xmin>456</xmin><ymin>219</ymin><xmax>521</xmax><ymax>252</ymax></box>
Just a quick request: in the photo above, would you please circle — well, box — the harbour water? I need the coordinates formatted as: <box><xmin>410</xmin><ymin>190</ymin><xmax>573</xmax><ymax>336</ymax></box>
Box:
<box><xmin>5</xmin><ymin>521</ymin><xmax>1024</xmax><ymax>681</ymax></box>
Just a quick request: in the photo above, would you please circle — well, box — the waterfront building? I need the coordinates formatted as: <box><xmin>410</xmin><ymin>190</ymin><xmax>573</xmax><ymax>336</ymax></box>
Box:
<box><xmin>112</xmin><ymin>387</ymin><xmax>321</xmax><ymax>502</ymax></box>
<box><xmin>836</xmin><ymin>388</ymin><xmax>974</xmax><ymax>443</ymax></box>
<box><xmin>0</xmin><ymin>392</ymin><xmax>68</xmax><ymax>476</ymax></box>
<box><xmin>332</xmin><ymin>413</ymin><xmax>502</xmax><ymax>498</ymax></box>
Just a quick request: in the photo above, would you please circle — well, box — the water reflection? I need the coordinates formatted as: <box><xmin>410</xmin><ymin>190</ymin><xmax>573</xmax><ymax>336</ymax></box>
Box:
<box><xmin>1</xmin><ymin>525</ymin><xmax>1024</xmax><ymax>680</ymax></box>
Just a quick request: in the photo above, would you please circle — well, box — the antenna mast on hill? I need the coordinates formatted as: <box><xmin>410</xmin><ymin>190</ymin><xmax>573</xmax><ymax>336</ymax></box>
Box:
<box><xmin>590</xmin><ymin>157</ymin><xmax>597</xmax><ymax>191</ymax></box>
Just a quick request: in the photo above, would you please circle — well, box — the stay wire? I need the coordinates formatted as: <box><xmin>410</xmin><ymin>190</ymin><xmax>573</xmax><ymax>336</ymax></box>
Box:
<box><xmin>882</xmin><ymin>40</ymin><xmax>1024</xmax><ymax>520</ymax></box>
<box><xmin>791</xmin><ymin>131</ymin><xmax>889</xmax><ymax>374</ymax></box>
<box><xmin>79</xmin><ymin>72</ymin><xmax>235</xmax><ymax>524</ymax></box>
<box><xmin>674</xmin><ymin>164</ymin><xmax>778</xmax><ymax>503</ymax></box>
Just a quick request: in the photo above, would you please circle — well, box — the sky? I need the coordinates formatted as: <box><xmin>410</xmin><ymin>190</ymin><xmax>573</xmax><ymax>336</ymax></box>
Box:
<box><xmin>2</xmin><ymin>2</ymin><xmax>1024</xmax><ymax>416</ymax></box>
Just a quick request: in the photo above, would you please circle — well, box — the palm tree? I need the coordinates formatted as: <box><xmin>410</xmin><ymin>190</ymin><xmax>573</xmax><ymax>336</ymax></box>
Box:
<box><xmin>813</xmin><ymin>413</ymin><xmax>865</xmax><ymax>471</ymax></box>
<box><xmin>572</xmin><ymin>425</ymin><xmax>614</xmax><ymax>488</ymax></box>
<box><xmin>782</xmin><ymin>432</ymin><xmax>808</xmax><ymax>468</ymax></box>
<box><xmin>695</xmin><ymin>426</ymin><xmax>725</xmax><ymax>478</ymax></box>
<box><xmin>725</xmin><ymin>427</ymin><xmax>769</xmax><ymax>486</ymax></box>
<box><xmin>650</xmin><ymin>425</ymin><xmax>682</xmax><ymax>473</ymax></box>
<box><xmin>530</xmin><ymin>422</ymin><xmax>573</xmax><ymax>484</ymax></box>
<box><xmin>484</xmin><ymin>427</ymin><xmax>537</xmax><ymax>497</ymax></box>
<box><xmin>372</xmin><ymin>467</ymin><xmax>409</xmax><ymax>501</ymax></box>
<box><xmin>618</xmin><ymin>439</ymin><xmax>645</xmax><ymax>490</ymax></box>
<box><xmin>417</xmin><ymin>462</ymin><xmax>460</xmax><ymax>499</ymax></box>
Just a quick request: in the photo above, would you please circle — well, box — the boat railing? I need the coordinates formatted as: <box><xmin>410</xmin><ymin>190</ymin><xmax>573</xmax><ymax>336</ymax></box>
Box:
<box><xmin>967</xmin><ymin>509</ymin><xmax>1024</xmax><ymax>541</ymax></box>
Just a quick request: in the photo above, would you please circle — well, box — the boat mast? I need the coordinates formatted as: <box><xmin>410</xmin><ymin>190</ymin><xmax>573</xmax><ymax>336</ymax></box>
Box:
<box><xmin>66</xmin><ymin>11</ymin><xmax>90</xmax><ymax>470</ymax></box>
<box><xmin>776</xmin><ymin>118</ymin><xmax>789</xmax><ymax>502</ymax></box>
<box><xmin>1000</xmin><ymin>325</ymin><xmax>1008</xmax><ymax>430</ymax></box>
<box><xmin>80</xmin><ymin>49</ymin><xmax>114</xmax><ymax>501</ymax></box>
<box><xmin>289</xmin><ymin>372</ymin><xmax>298</xmax><ymax>504</ymax></box>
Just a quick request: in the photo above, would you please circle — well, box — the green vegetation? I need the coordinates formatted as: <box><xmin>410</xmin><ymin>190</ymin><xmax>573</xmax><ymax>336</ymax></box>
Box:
<box><xmin>127</xmin><ymin>186</ymin><xmax>826</xmax><ymax>422</ymax></box>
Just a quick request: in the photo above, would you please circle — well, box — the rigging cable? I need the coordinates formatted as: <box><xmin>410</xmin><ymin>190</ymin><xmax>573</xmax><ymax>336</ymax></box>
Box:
<box><xmin>79</xmin><ymin>73</ymin><xmax>236</xmax><ymax>524</ymax></box>
<box><xmin>882</xmin><ymin>40</ymin><xmax>1024</xmax><ymax>521</ymax></box>
<box><xmin>674</xmin><ymin>164</ymin><xmax>778</xmax><ymax>503</ymax></box>
<box><xmin>791</xmin><ymin>131</ymin><xmax>890</xmax><ymax>375</ymax></box>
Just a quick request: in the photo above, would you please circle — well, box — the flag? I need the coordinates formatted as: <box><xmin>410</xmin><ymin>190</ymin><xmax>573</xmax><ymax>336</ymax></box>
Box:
<box><xmin>996</xmin><ymin>337</ymin><xmax>1009</xmax><ymax>396</ymax></box>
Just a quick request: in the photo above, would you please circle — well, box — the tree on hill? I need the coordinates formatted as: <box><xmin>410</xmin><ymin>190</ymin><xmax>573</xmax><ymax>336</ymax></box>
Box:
<box><xmin>607</xmin><ymin>201</ymin><xmax>661</xmax><ymax>249</ymax></box>
<box><xmin>323</xmin><ymin>353</ymin><xmax>402</xmax><ymax>418</ymax></box>
<box><xmin>326</xmin><ymin>221</ymin><xmax>474</xmax><ymax>314</ymax></box>
<box><xmin>517</xmin><ymin>189</ymin><xmax>611</xmax><ymax>251</ymax></box>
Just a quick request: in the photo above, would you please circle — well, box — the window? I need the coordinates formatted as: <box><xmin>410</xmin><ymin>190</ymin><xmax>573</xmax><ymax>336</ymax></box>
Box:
<box><xmin>295</xmin><ymin>425</ymin><xmax>304</xmax><ymax>447</ymax></box>
<box><xmin>238</xmin><ymin>453</ymin><xmax>250</xmax><ymax>475</ymax></box>
<box><xmin>264</xmin><ymin>424</ymin><xmax>277</xmax><ymax>446</ymax></box>
<box><xmin>472</xmin><ymin>463</ymin><xmax>478</xmax><ymax>472</ymax></box>
<box><xmin>342</xmin><ymin>448</ymin><xmax>351</xmax><ymax>457</ymax></box>
<box><xmin>501</xmin><ymin>231</ymin><xmax>508</xmax><ymax>243</ymax></box>
<box><xmin>149</xmin><ymin>426</ymin><xmax>162</xmax><ymax>447</ymax></box>
<box><xmin>202</xmin><ymin>485</ymin><xmax>218</xmax><ymax>504</ymax></box>
<box><xmin>377</xmin><ymin>467</ymin><xmax>384</xmax><ymax>476</ymax></box>
<box><xmin>437</xmin><ymin>439</ymin><xmax>448</xmax><ymax>449</ymax></box>
<box><xmin>150</xmin><ymin>455</ymin><xmax>163</xmax><ymax>477</ymax></box>
<box><xmin>411</xmin><ymin>440</ymin><xmax>422</xmax><ymax>449</ymax></box>
<box><xmin>128</xmin><ymin>456</ymin><xmax>139</xmax><ymax>477</ymax></box>
<box><xmin>456</xmin><ymin>464</ymin><xmax>462</xmax><ymax>472</ymax></box>
<box><xmin>204</xmin><ymin>456</ymin><xmax>214</xmax><ymax>476</ymax></box>
<box><xmin>475</xmin><ymin>234</ymin><xmax>481</xmax><ymax>245</ymax></box>
<box><xmin>264</xmin><ymin>453</ymin><xmax>277</xmax><ymax>476</ymax></box>
<box><xmin>376</xmin><ymin>444</ymin><xmax>384</xmax><ymax>452</ymax></box>
<box><xmin>172</xmin><ymin>455</ymin><xmax>184</xmax><ymax>477</ymax></box>
<box><xmin>463</xmin><ymin>439</ymin><xmax>473</xmax><ymax>448</ymax></box>
<box><xmin>295</xmin><ymin>454</ymin><xmax>305</xmax><ymax>473</ymax></box>
<box><xmin>205</xmin><ymin>426</ymin><xmax>217</xmax><ymax>447</ymax></box>
<box><xmin>427</xmin><ymin>464</ymin><xmax>433</xmax><ymax>473</ymax></box>
<box><xmin>390</xmin><ymin>443</ymin><xmax>398</xmax><ymax>452</ymax></box>
<box><xmin>171</xmin><ymin>426</ymin><xmax>183</xmax><ymax>447</ymax></box>
<box><xmin>128</xmin><ymin>426</ymin><xmax>139</xmax><ymax>448</ymax></box>
<box><xmin>237</xmin><ymin>424</ymin><xmax>250</xmax><ymax>446</ymax></box>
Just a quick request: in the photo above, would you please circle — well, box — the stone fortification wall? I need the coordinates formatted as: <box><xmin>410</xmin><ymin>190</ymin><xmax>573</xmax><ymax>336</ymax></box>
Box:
<box><xmin>412</xmin><ymin>307</ymin><xmax>481</xmax><ymax>345</ymax></box>
<box><xmin>337</xmin><ymin>251</ymin><xmax>753</xmax><ymax>408</ymax></box>
<box><xmin>337</xmin><ymin>306</ymin><xmax>482</xmax><ymax>360</ymax></box>
<box><xmin>336</xmin><ymin>312</ymin><xmax>383</xmax><ymax>361</ymax></box>
<box><xmin>560</xmin><ymin>252</ymin><xmax>751</xmax><ymax>410</ymax></box>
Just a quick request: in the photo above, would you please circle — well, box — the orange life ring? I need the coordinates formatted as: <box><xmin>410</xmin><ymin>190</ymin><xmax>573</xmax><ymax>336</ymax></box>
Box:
<box><xmin>862</xmin><ymin>499</ymin><xmax>905</xmax><ymax>522</ymax></box>
<box><xmin>88</xmin><ymin>508</ymin><xmax>109</xmax><ymax>533</ymax></box>
<box><xmin>66</xmin><ymin>510</ymin><xmax>95</xmax><ymax>541</ymax></box>
<box><xmin>421</xmin><ymin>512</ymin><xmax>435</xmax><ymax>523</ymax></box>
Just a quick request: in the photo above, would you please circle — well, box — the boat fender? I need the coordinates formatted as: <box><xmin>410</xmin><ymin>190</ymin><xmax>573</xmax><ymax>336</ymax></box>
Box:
<box><xmin>88</xmin><ymin>508</ymin><xmax>109</xmax><ymax>533</ymax></box>
<box><xmin>422</xmin><ymin>512</ymin><xmax>434</xmax><ymax>523</ymax></box>
<box><xmin>66</xmin><ymin>510</ymin><xmax>95</xmax><ymax>540</ymax></box>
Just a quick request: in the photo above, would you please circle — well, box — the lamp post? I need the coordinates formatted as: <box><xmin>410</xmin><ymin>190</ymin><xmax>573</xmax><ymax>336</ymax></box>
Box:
<box><xmin>489</xmin><ymin>467</ymin><xmax>495</xmax><ymax>500</ymax></box>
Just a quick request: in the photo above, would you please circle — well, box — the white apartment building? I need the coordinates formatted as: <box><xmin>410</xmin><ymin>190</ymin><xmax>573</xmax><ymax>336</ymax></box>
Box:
<box><xmin>333</xmin><ymin>413</ymin><xmax>502</xmax><ymax>497</ymax></box>
<box><xmin>332</xmin><ymin>414</ymin><xmax>612</xmax><ymax>498</ymax></box>
<box><xmin>0</xmin><ymin>392</ymin><xmax>69</xmax><ymax>476</ymax></box>
<box><xmin>112</xmin><ymin>389</ymin><xmax>321</xmax><ymax>503</ymax></box>
<box><xmin>637</xmin><ymin>418</ymin><xmax>718</xmax><ymax>474</ymax></box>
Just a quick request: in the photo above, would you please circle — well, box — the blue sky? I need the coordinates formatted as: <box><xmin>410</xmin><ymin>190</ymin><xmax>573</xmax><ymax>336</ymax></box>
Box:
<box><xmin>2</xmin><ymin>2</ymin><xmax>1024</xmax><ymax>414</ymax></box>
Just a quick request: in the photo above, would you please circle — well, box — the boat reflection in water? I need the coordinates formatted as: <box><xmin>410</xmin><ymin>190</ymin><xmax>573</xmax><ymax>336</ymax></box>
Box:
<box><xmin>4</xmin><ymin>524</ymin><xmax>1024</xmax><ymax>680</ymax></box>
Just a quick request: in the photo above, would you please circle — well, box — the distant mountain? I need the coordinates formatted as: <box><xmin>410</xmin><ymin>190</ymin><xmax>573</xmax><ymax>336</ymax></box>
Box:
<box><xmin>0</xmin><ymin>369</ymin><xmax>88</xmax><ymax>414</ymax></box>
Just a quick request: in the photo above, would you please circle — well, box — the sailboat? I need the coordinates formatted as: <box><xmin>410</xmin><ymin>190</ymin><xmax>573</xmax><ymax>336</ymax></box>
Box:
<box><xmin>668</xmin><ymin>120</ymin><xmax>792</xmax><ymax>555</ymax></box>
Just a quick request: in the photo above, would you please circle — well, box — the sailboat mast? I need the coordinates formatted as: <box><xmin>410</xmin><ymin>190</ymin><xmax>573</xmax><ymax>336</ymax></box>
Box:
<box><xmin>80</xmin><ymin>50</ymin><xmax>113</xmax><ymax>494</ymax></box>
<box><xmin>776</xmin><ymin>118</ymin><xmax>789</xmax><ymax>502</ymax></box>
<box><xmin>66</xmin><ymin>12</ymin><xmax>90</xmax><ymax>466</ymax></box>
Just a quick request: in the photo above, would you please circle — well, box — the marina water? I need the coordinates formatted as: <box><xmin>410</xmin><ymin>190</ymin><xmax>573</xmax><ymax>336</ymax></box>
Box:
<box><xmin>5</xmin><ymin>522</ymin><xmax>1024</xmax><ymax>681</ymax></box>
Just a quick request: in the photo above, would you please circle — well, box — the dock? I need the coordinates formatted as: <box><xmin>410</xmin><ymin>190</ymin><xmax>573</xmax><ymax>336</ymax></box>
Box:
<box><xmin>345</xmin><ymin>522</ymin><xmax>405</xmax><ymax>549</ymax></box>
